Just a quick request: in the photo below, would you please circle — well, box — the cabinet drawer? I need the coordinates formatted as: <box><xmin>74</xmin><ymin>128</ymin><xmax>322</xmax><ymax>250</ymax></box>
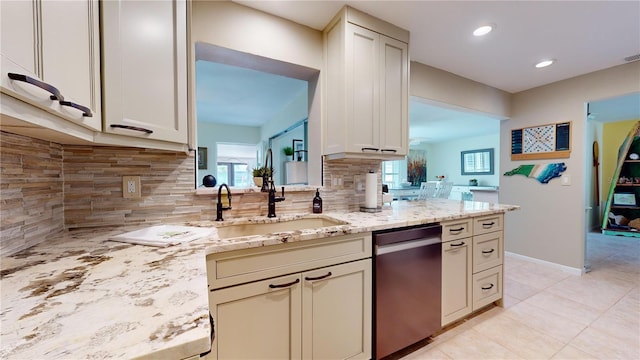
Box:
<box><xmin>207</xmin><ymin>233</ymin><xmax>372</xmax><ymax>290</ymax></box>
<box><xmin>473</xmin><ymin>214</ymin><xmax>503</xmax><ymax>235</ymax></box>
<box><xmin>472</xmin><ymin>265</ymin><xmax>502</xmax><ymax>311</ymax></box>
<box><xmin>441</xmin><ymin>218</ymin><xmax>473</xmax><ymax>242</ymax></box>
<box><xmin>473</xmin><ymin>232</ymin><xmax>503</xmax><ymax>273</ymax></box>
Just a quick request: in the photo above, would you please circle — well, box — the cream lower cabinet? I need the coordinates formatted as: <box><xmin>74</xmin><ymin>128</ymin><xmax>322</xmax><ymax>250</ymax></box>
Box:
<box><xmin>209</xmin><ymin>273</ymin><xmax>303</xmax><ymax>359</ymax></box>
<box><xmin>206</xmin><ymin>233</ymin><xmax>372</xmax><ymax>359</ymax></box>
<box><xmin>441</xmin><ymin>214</ymin><xmax>504</xmax><ymax>326</ymax></box>
<box><xmin>441</xmin><ymin>219</ymin><xmax>473</xmax><ymax>326</ymax></box>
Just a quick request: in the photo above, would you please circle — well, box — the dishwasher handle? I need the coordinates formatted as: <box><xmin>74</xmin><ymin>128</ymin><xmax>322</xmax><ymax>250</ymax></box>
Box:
<box><xmin>376</xmin><ymin>237</ymin><xmax>441</xmax><ymax>255</ymax></box>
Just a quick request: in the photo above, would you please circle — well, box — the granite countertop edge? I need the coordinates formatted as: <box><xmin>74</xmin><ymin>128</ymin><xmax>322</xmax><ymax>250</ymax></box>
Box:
<box><xmin>0</xmin><ymin>199</ymin><xmax>519</xmax><ymax>359</ymax></box>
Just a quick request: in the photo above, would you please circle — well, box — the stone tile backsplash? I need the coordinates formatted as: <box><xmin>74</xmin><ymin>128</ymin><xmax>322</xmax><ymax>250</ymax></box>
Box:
<box><xmin>0</xmin><ymin>132</ymin><xmax>64</xmax><ymax>255</ymax></box>
<box><xmin>1</xmin><ymin>131</ymin><xmax>381</xmax><ymax>255</ymax></box>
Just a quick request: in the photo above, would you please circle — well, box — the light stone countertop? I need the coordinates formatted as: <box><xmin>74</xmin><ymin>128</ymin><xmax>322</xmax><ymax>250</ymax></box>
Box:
<box><xmin>0</xmin><ymin>199</ymin><xmax>518</xmax><ymax>359</ymax></box>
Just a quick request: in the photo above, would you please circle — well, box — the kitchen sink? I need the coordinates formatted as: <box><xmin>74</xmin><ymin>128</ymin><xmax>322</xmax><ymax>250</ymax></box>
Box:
<box><xmin>216</xmin><ymin>216</ymin><xmax>347</xmax><ymax>239</ymax></box>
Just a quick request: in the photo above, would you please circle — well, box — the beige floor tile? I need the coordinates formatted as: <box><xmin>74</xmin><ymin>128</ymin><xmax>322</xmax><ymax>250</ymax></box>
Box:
<box><xmin>502</xmin><ymin>301</ymin><xmax>586</xmax><ymax>343</ymax></box>
<box><xmin>551</xmin><ymin>344</ymin><xmax>599</xmax><ymax>359</ymax></box>
<box><xmin>589</xmin><ymin>295</ymin><xmax>640</xmax><ymax>345</ymax></box>
<box><xmin>402</xmin><ymin>345</ymin><xmax>453</xmax><ymax>360</ymax></box>
<box><xmin>569</xmin><ymin>326</ymin><xmax>640</xmax><ymax>360</ymax></box>
<box><xmin>545</xmin><ymin>274</ymin><xmax>632</xmax><ymax>311</ymax></box>
<box><xmin>523</xmin><ymin>291</ymin><xmax>602</xmax><ymax>325</ymax></box>
<box><xmin>501</xmin><ymin>294</ymin><xmax>521</xmax><ymax>308</ymax></box>
<box><xmin>506</xmin><ymin>262</ymin><xmax>570</xmax><ymax>291</ymax></box>
<box><xmin>504</xmin><ymin>255</ymin><xmax>531</xmax><ymax>270</ymax></box>
<box><xmin>436</xmin><ymin>328</ymin><xmax>523</xmax><ymax>360</ymax></box>
<box><xmin>472</xmin><ymin>314</ymin><xmax>565</xmax><ymax>359</ymax></box>
<box><xmin>504</xmin><ymin>277</ymin><xmax>540</xmax><ymax>300</ymax></box>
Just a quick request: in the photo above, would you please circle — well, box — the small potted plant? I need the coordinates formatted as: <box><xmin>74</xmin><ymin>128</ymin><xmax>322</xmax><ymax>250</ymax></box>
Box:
<box><xmin>283</xmin><ymin>146</ymin><xmax>294</xmax><ymax>160</ymax></box>
<box><xmin>252</xmin><ymin>166</ymin><xmax>272</xmax><ymax>187</ymax></box>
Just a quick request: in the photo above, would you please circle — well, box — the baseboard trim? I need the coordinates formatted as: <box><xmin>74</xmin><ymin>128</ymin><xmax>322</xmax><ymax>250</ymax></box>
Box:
<box><xmin>505</xmin><ymin>251</ymin><xmax>584</xmax><ymax>276</ymax></box>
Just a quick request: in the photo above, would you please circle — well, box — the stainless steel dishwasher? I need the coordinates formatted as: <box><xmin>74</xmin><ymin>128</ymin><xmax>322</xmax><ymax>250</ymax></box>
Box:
<box><xmin>373</xmin><ymin>223</ymin><xmax>442</xmax><ymax>359</ymax></box>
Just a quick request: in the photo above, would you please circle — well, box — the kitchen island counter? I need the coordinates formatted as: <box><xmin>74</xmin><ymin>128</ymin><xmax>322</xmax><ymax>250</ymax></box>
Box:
<box><xmin>0</xmin><ymin>199</ymin><xmax>518</xmax><ymax>359</ymax></box>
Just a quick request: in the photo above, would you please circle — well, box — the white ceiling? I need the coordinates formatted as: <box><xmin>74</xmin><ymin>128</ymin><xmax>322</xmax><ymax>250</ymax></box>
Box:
<box><xmin>235</xmin><ymin>0</ymin><xmax>640</xmax><ymax>93</ymax></box>
<box><xmin>198</xmin><ymin>1</ymin><xmax>640</xmax><ymax>143</ymax></box>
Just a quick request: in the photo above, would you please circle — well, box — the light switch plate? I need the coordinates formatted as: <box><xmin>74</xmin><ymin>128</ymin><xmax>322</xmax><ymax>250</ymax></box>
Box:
<box><xmin>331</xmin><ymin>175</ymin><xmax>343</xmax><ymax>189</ymax></box>
<box><xmin>561</xmin><ymin>174</ymin><xmax>571</xmax><ymax>186</ymax></box>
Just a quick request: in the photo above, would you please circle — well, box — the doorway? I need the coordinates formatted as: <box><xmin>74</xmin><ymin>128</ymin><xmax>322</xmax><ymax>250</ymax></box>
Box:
<box><xmin>585</xmin><ymin>92</ymin><xmax>640</xmax><ymax>271</ymax></box>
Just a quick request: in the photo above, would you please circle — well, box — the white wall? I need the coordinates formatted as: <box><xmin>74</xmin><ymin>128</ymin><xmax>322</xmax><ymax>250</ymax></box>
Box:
<box><xmin>196</xmin><ymin>122</ymin><xmax>261</xmax><ymax>185</ymax></box>
<box><xmin>502</xmin><ymin>61</ymin><xmax>640</xmax><ymax>270</ymax></box>
<box><xmin>410</xmin><ymin>61</ymin><xmax>511</xmax><ymax>119</ymax></box>
<box><xmin>425</xmin><ymin>133</ymin><xmax>500</xmax><ymax>186</ymax></box>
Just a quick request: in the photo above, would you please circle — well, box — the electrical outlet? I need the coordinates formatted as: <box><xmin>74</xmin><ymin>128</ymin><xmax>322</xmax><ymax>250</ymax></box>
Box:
<box><xmin>122</xmin><ymin>176</ymin><xmax>141</xmax><ymax>198</ymax></box>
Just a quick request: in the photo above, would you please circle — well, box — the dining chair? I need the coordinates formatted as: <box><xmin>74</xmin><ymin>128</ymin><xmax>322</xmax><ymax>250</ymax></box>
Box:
<box><xmin>417</xmin><ymin>181</ymin><xmax>438</xmax><ymax>200</ymax></box>
<box><xmin>436</xmin><ymin>182</ymin><xmax>453</xmax><ymax>198</ymax></box>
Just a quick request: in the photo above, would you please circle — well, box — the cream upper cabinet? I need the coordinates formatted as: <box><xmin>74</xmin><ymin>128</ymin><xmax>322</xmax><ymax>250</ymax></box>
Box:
<box><xmin>100</xmin><ymin>0</ymin><xmax>188</xmax><ymax>145</ymax></box>
<box><xmin>323</xmin><ymin>6</ymin><xmax>408</xmax><ymax>160</ymax></box>
<box><xmin>0</xmin><ymin>0</ymin><xmax>101</xmax><ymax>132</ymax></box>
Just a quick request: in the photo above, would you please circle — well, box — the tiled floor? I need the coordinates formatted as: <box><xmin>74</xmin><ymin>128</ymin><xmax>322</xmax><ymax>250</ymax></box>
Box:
<box><xmin>401</xmin><ymin>231</ymin><xmax>640</xmax><ymax>360</ymax></box>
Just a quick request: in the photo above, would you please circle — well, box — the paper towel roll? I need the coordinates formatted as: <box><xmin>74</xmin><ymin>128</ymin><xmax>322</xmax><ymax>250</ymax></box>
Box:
<box><xmin>365</xmin><ymin>171</ymin><xmax>377</xmax><ymax>209</ymax></box>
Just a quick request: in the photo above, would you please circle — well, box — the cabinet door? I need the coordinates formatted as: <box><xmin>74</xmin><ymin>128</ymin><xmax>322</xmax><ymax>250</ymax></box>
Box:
<box><xmin>442</xmin><ymin>238</ymin><xmax>472</xmax><ymax>326</ymax></box>
<box><xmin>302</xmin><ymin>259</ymin><xmax>372</xmax><ymax>360</ymax></box>
<box><xmin>102</xmin><ymin>0</ymin><xmax>188</xmax><ymax>144</ymax></box>
<box><xmin>0</xmin><ymin>0</ymin><xmax>37</xmax><ymax>76</ymax></box>
<box><xmin>41</xmin><ymin>0</ymin><xmax>101</xmax><ymax>130</ymax></box>
<box><xmin>1</xmin><ymin>0</ymin><xmax>101</xmax><ymax>132</ymax></box>
<box><xmin>378</xmin><ymin>35</ymin><xmax>408</xmax><ymax>156</ymax></box>
<box><xmin>209</xmin><ymin>274</ymin><xmax>302</xmax><ymax>360</ymax></box>
<box><xmin>345</xmin><ymin>23</ymin><xmax>379</xmax><ymax>154</ymax></box>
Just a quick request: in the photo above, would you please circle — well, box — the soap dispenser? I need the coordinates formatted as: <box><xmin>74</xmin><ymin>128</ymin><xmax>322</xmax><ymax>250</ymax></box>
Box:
<box><xmin>313</xmin><ymin>188</ymin><xmax>322</xmax><ymax>213</ymax></box>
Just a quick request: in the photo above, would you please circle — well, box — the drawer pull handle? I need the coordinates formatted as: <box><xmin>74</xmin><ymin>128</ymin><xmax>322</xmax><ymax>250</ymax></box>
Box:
<box><xmin>361</xmin><ymin>147</ymin><xmax>379</xmax><ymax>152</ymax></box>
<box><xmin>450</xmin><ymin>241</ymin><xmax>465</xmax><ymax>247</ymax></box>
<box><xmin>449</xmin><ymin>227</ymin><xmax>465</xmax><ymax>233</ymax></box>
<box><xmin>8</xmin><ymin>72</ymin><xmax>63</xmax><ymax>101</ymax></box>
<box><xmin>482</xmin><ymin>221</ymin><xmax>496</xmax><ymax>228</ymax></box>
<box><xmin>380</xmin><ymin>149</ymin><xmax>397</xmax><ymax>153</ymax></box>
<box><xmin>304</xmin><ymin>272</ymin><xmax>332</xmax><ymax>281</ymax></box>
<box><xmin>269</xmin><ymin>278</ymin><xmax>300</xmax><ymax>289</ymax></box>
<box><xmin>481</xmin><ymin>283</ymin><xmax>494</xmax><ymax>291</ymax></box>
<box><xmin>60</xmin><ymin>100</ymin><xmax>92</xmax><ymax>117</ymax></box>
<box><xmin>110</xmin><ymin>124</ymin><xmax>154</xmax><ymax>134</ymax></box>
<box><xmin>482</xmin><ymin>249</ymin><xmax>495</xmax><ymax>254</ymax></box>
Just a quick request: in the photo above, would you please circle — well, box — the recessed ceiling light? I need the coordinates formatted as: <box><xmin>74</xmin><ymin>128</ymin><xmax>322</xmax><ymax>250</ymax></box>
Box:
<box><xmin>535</xmin><ymin>59</ymin><xmax>555</xmax><ymax>68</ymax></box>
<box><xmin>473</xmin><ymin>25</ymin><xmax>494</xmax><ymax>37</ymax></box>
